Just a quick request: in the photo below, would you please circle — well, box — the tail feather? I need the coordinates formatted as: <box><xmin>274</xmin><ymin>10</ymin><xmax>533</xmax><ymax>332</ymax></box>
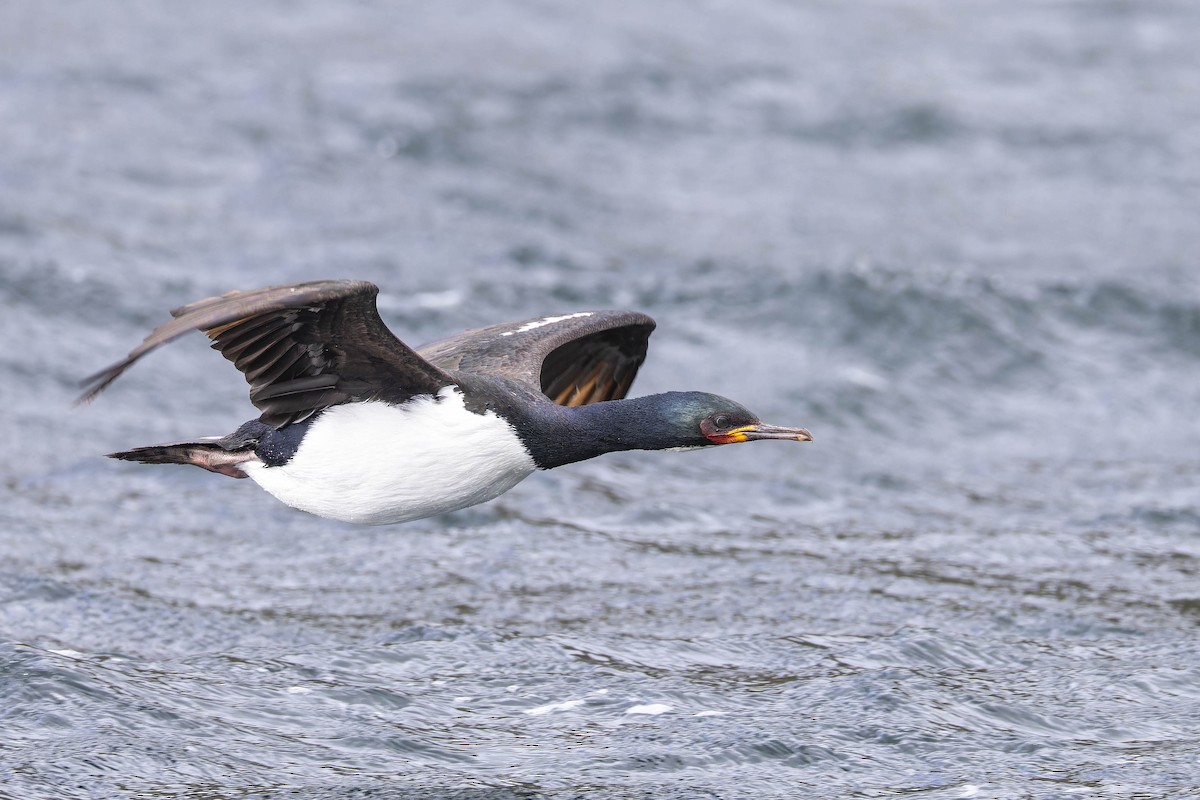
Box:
<box><xmin>108</xmin><ymin>442</ymin><xmax>256</xmax><ymax>479</ymax></box>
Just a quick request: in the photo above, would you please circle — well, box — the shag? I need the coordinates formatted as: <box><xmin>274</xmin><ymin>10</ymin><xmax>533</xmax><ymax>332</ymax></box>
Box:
<box><xmin>79</xmin><ymin>281</ymin><xmax>811</xmax><ymax>524</ymax></box>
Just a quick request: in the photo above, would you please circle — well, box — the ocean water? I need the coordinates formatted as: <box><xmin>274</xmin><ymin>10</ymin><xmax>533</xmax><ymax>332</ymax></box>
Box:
<box><xmin>2</xmin><ymin>1</ymin><xmax>1199</xmax><ymax>798</ymax></box>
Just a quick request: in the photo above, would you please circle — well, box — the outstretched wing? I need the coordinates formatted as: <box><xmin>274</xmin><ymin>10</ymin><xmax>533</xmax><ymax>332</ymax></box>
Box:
<box><xmin>78</xmin><ymin>280</ymin><xmax>453</xmax><ymax>427</ymax></box>
<box><xmin>417</xmin><ymin>310</ymin><xmax>655</xmax><ymax>406</ymax></box>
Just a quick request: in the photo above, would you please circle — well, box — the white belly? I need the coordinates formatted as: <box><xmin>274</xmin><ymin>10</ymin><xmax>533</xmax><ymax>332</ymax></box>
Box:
<box><xmin>242</xmin><ymin>389</ymin><xmax>537</xmax><ymax>525</ymax></box>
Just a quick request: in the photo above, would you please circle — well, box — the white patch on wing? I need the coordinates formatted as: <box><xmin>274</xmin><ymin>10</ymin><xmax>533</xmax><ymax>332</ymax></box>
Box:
<box><xmin>242</xmin><ymin>387</ymin><xmax>536</xmax><ymax>525</ymax></box>
<box><xmin>500</xmin><ymin>311</ymin><xmax>593</xmax><ymax>336</ymax></box>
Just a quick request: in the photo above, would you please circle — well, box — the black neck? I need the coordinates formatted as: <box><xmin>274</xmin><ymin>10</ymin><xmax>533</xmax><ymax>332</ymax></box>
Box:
<box><xmin>517</xmin><ymin>394</ymin><xmax>694</xmax><ymax>470</ymax></box>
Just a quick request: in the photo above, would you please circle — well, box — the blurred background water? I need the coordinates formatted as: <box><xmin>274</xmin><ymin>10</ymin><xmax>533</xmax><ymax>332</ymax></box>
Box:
<box><xmin>2</xmin><ymin>1</ymin><xmax>1199</xmax><ymax>798</ymax></box>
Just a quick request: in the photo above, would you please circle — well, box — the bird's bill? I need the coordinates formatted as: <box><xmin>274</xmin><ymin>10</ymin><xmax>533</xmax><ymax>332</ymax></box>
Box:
<box><xmin>709</xmin><ymin>422</ymin><xmax>813</xmax><ymax>444</ymax></box>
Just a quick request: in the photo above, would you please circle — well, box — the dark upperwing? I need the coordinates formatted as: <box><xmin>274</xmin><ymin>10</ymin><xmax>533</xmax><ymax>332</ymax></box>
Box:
<box><xmin>77</xmin><ymin>280</ymin><xmax>454</xmax><ymax>427</ymax></box>
<box><xmin>417</xmin><ymin>310</ymin><xmax>656</xmax><ymax>406</ymax></box>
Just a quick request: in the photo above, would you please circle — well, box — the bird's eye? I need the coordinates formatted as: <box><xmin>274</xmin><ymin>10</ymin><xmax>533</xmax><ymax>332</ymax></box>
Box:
<box><xmin>714</xmin><ymin>415</ymin><xmax>731</xmax><ymax>429</ymax></box>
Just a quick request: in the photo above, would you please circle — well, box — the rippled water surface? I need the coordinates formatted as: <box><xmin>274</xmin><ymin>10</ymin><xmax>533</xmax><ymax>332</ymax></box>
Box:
<box><xmin>3</xmin><ymin>2</ymin><xmax>1200</xmax><ymax>798</ymax></box>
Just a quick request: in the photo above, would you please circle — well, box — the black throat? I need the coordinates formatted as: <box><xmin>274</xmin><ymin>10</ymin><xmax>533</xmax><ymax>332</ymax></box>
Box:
<box><xmin>497</xmin><ymin>392</ymin><xmax>702</xmax><ymax>470</ymax></box>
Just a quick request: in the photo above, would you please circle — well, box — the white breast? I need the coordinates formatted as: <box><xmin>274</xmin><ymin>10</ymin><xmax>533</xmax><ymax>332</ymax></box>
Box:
<box><xmin>242</xmin><ymin>387</ymin><xmax>536</xmax><ymax>525</ymax></box>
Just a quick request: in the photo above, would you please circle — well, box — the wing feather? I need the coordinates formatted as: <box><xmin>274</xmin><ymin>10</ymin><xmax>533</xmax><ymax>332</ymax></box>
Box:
<box><xmin>78</xmin><ymin>280</ymin><xmax>452</xmax><ymax>427</ymax></box>
<box><xmin>417</xmin><ymin>310</ymin><xmax>655</xmax><ymax>405</ymax></box>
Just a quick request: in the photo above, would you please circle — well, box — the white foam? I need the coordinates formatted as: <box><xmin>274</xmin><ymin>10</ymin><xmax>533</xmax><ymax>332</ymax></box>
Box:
<box><xmin>525</xmin><ymin>699</ymin><xmax>584</xmax><ymax>716</ymax></box>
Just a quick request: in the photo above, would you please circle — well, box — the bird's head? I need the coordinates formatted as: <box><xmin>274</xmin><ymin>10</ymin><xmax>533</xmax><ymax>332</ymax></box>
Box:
<box><xmin>526</xmin><ymin>390</ymin><xmax>812</xmax><ymax>468</ymax></box>
<box><xmin>642</xmin><ymin>391</ymin><xmax>813</xmax><ymax>450</ymax></box>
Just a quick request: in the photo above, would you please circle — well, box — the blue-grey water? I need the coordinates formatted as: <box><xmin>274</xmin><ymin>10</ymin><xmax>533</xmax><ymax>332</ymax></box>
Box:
<box><xmin>3</xmin><ymin>2</ymin><xmax>1200</xmax><ymax>798</ymax></box>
